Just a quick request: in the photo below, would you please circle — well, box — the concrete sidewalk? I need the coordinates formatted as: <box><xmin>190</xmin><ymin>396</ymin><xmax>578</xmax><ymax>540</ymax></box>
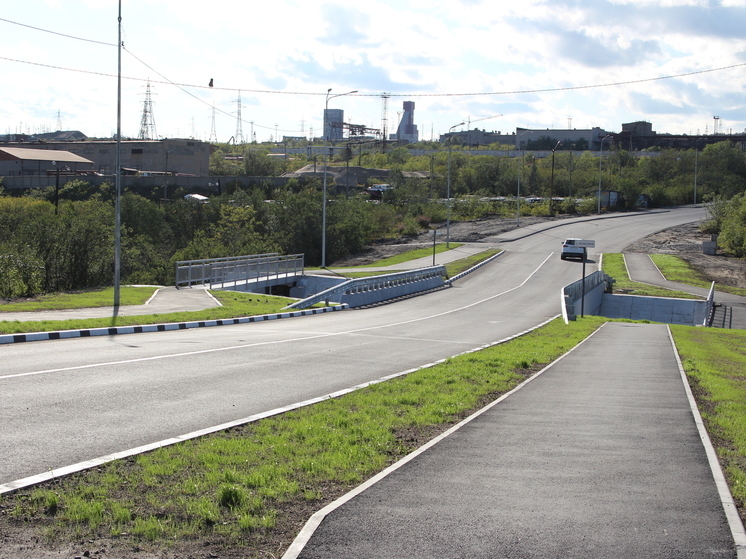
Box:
<box><xmin>0</xmin><ymin>286</ymin><xmax>220</xmax><ymax>323</ymax></box>
<box><xmin>624</xmin><ymin>253</ymin><xmax>746</xmax><ymax>329</ymax></box>
<box><xmin>286</xmin><ymin>322</ymin><xmax>745</xmax><ymax>559</ymax></box>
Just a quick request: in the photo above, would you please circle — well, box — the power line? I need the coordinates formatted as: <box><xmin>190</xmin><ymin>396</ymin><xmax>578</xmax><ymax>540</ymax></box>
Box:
<box><xmin>3</xmin><ymin>52</ymin><xmax>745</xmax><ymax>100</ymax></box>
<box><xmin>0</xmin><ymin>16</ymin><xmax>117</xmax><ymax>47</ymax></box>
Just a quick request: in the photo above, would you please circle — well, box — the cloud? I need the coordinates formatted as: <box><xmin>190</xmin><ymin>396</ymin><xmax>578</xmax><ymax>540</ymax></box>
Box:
<box><xmin>318</xmin><ymin>5</ymin><xmax>375</xmax><ymax>47</ymax></box>
<box><xmin>281</xmin><ymin>52</ymin><xmax>426</xmax><ymax>92</ymax></box>
<box><xmin>554</xmin><ymin>29</ymin><xmax>663</xmax><ymax>67</ymax></box>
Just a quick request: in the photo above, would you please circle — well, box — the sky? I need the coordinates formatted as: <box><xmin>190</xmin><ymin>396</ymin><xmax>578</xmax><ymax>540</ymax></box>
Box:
<box><xmin>2</xmin><ymin>0</ymin><xmax>746</xmax><ymax>143</ymax></box>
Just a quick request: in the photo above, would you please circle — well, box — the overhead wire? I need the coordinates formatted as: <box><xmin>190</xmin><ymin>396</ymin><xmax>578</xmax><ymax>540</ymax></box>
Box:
<box><xmin>2</xmin><ymin>15</ymin><xmax>746</xmax><ymax>134</ymax></box>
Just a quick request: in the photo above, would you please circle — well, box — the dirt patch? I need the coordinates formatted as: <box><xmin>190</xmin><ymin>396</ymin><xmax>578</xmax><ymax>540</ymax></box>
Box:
<box><xmin>624</xmin><ymin>222</ymin><xmax>746</xmax><ymax>290</ymax></box>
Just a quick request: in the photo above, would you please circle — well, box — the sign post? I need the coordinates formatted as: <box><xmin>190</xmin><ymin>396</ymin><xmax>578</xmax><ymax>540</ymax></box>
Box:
<box><xmin>576</xmin><ymin>240</ymin><xmax>596</xmax><ymax>318</ymax></box>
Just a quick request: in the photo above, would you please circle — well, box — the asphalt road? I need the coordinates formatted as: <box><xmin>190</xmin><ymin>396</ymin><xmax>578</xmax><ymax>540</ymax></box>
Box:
<box><xmin>0</xmin><ymin>206</ymin><xmax>706</xmax><ymax>487</ymax></box>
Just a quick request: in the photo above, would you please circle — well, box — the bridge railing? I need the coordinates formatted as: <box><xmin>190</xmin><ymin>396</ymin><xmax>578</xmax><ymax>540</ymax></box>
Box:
<box><xmin>175</xmin><ymin>253</ymin><xmax>303</xmax><ymax>288</ymax></box>
<box><xmin>210</xmin><ymin>254</ymin><xmax>305</xmax><ymax>290</ymax></box>
<box><xmin>286</xmin><ymin>266</ymin><xmax>447</xmax><ymax>309</ymax></box>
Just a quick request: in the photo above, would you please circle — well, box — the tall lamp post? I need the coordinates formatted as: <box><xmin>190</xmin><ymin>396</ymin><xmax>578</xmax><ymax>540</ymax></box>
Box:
<box><xmin>446</xmin><ymin>121</ymin><xmax>465</xmax><ymax>248</ymax></box>
<box><xmin>114</xmin><ymin>0</ymin><xmax>122</xmax><ymax>310</ymax></box>
<box><xmin>322</xmin><ymin>88</ymin><xmax>357</xmax><ymax>267</ymax></box>
<box><xmin>597</xmin><ymin>134</ymin><xmax>612</xmax><ymax>214</ymax></box>
<box><xmin>694</xmin><ymin>140</ymin><xmax>699</xmax><ymax>205</ymax></box>
<box><xmin>549</xmin><ymin>141</ymin><xmax>561</xmax><ymax>216</ymax></box>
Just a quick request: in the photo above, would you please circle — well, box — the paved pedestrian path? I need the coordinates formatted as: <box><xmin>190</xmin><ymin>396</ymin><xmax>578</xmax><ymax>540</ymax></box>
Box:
<box><xmin>624</xmin><ymin>253</ymin><xmax>746</xmax><ymax>329</ymax></box>
<box><xmin>286</xmin><ymin>322</ymin><xmax>745</xmax><ymax>559</ymax></box>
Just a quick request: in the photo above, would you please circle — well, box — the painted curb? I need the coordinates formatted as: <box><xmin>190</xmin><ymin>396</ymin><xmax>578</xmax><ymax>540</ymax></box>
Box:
<box><xmin>0</xmin><ymin>304</ymin><xmax>348</xmax><ymax>345</ymax></box>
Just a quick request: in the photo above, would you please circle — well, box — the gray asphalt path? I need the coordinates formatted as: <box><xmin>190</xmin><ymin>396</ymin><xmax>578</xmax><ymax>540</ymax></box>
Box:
<box><xmin>624</xmin><ymin>253</ymin><xmax>746</xmax><ymax>329</ymax></box>
<box><xmin>289</xmin><ymin>322</ymin><xmax>742</xmax><ymax>559</ymax></box>
<box><xmin>0</xmin><ymin>285</ymin><xmax>220</xmax><ymax>323</ymax></box>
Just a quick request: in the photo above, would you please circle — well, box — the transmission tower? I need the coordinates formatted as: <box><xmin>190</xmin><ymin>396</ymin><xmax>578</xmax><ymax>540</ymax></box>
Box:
<box><xmin>138</xmin><ymin>81</ymin><xmax>158</xmax><ymax>140</ymax></box>
<box><xmin>235</xmin><ymin>91</ymin><xmax>245</xmax><ymax>145</ymax></box>
<box><xmin>209</xmin><ymin>105</ymin><xmax>218</xmax><ymax>143</ymax></box>
<box><xmin>56</xmin><ymin>110</ymin><xmax>62</xmax><ymax>131</ymax></box>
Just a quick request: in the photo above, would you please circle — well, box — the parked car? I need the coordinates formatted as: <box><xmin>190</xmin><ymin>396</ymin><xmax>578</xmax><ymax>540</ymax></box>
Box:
<box><xmin>560</xmin><ymin>238</ymin><xmax>586</xmax><ymax>260</ymax></box>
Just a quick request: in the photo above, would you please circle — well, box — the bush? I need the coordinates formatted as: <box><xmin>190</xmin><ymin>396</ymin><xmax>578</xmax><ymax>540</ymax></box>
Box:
<box><xmin>718</xmin><ymin>194</ymin><xmax>746</xmax><ymax>257</ymax></box>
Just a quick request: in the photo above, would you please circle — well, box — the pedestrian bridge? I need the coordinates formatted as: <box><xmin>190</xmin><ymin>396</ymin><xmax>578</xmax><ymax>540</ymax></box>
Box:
<box><xmin>175</xmin><ymin>253</ymin><xmax>304</xmax><ymax>294</ymax></box>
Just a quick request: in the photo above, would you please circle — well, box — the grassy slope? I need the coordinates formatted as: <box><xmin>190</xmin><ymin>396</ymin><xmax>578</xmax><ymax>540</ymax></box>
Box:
<box><xmin>650</xmin><ymin>254</ymin><xmax>746</xmax><ymax>297</ymax></box>
<box><xmin>602</xmin><ymin>253</ymin><xmax>700</xmax><ymax>299</ymax></box>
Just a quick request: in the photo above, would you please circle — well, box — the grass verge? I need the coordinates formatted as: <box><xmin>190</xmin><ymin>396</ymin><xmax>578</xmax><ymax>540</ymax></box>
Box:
<box><xmin>0</xmin><ymin>286</ymin><xmax>156</xmax><ymax>312</ymax></box>
<box><xmin>445</xmin><ymin>248</ymin><xmax>502</xmax><ymax>277</ymax></box>
<box><xmin>671</xmin><ymin>326</ymin><xmax>746</xmax><ymax>521</ymax></box>
<box><xmin>0</xmin><ymin>316</ymin><xmax>606</xmax><ymax>555</ymax></box>
<box><xmin>650</xmin><ymin>254</ymin><xmax>746</xmax><ymax>297</ymax></box>
<box><xmin>0</xmin><ymin>291</ymin><xmax>301</xmax><ymax>335</ymax></box>
<box><xmin>602</xmin><ymin>253</ymin><xmax>700</xmax><ymax>299</ymax></box>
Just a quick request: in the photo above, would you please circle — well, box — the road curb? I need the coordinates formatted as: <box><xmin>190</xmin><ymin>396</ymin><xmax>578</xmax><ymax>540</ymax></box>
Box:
<box><xmin>0</xmin><ymin>304</ymin><xmax>348</xmax><ymax>345</ymax></box>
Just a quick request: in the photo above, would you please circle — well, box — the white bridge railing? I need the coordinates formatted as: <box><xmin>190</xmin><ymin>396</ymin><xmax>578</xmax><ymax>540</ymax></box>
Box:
<box><xmin>176</xmin><ymin>253</ymin><xmax>304</xmax><ymax>289</ymax></box>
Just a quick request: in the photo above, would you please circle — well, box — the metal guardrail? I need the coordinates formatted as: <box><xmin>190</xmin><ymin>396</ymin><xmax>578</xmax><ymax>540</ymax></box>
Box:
<box><xmin>704</xmin><ymin>281</ymin><xmax>716</xmax><ymax>326</ymax></box>
<box><xmin>175</xmin><ymin>253</ymin><xmax>303</xmax><ymax>288</ymax></box>
<box><xmin>286</xmin><ymin>266</ymin><xmax>447</xmax><ymax>309</ymax></box>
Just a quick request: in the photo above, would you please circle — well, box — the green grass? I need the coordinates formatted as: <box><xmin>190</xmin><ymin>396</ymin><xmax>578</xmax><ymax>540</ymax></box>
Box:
<box><xmin>650</xmin><ymin>254</ymin><xmax>746</xmax><ymax>297</ymax></box>
<box><xmin>0</xmin><ymin>316</ymin><xmax>607</xmax><ymax>550</ymax></box>
<box><xmin>0</xmin><ymin>291</ymin><xmax>303</xmax><ymax>335</ymax></box>
<box><xmin>0</xmin><ymin>286</ymin><xmax>156</xmax><ymax>312</ymax></box>
<box><xmin>445</xmin><ymin>248</ymin><xmax>502</xmax><ymax>277</ymax></box>
<box><xmin>671</xmin><ymin>326</ymin><xmax>746</xmax><ymax>510</ymax></box>
<box><xmin>602</xmin><ymin>253</ymin><xmax>700</xmax><ymax>299</ymax></box>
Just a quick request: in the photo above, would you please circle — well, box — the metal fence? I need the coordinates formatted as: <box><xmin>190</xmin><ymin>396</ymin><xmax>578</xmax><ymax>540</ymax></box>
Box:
<box><xmin>175</xmin><ymin>253</ymin><xmax>304</xmax><ymax>289</ymax></box>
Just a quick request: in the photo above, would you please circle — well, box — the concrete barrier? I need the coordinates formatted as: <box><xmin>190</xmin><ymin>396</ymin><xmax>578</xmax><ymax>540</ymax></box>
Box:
<box><xmin>600</xmin><ymin>293</ymin><xmax>707</xmax><ymax>326</ymax></box>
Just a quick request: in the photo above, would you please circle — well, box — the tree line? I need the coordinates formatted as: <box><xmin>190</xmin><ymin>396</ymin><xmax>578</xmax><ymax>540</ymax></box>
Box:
<box><xmin>1</xmin><ymin>142</ymin><xmax>744</xmax><ymax>299</ymax></box>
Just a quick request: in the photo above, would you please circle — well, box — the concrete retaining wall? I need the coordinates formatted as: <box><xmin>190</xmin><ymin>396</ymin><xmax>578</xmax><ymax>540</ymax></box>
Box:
<box><xmin>289</xmin><ymin>276</ymin><xmax>348</xmax><ymax>299</ymax></box>
<box><xmin>600</xmin><ymin>294</ymin><xmax>707</xmax><ymax>326</ymax></box>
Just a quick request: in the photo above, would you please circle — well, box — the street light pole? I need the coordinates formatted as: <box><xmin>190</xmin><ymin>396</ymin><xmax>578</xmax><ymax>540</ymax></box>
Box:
<box><xmin>322</xmin><ymin>88</ymin><xmax>357</xmax><ymax>267</ymax></box>
<box><xmin>446</xmin><ymin>121</ymin><xmax>465</xmax><ymax>248</ymax></box>
<box><xmin>114</xmin><ymin>0</ymin><xmax>122</xmax><ymax>310</ymax></box>
<box><xmin>549</xmin><ymin>141</ymin><xmax>561</xmax><ymax>216</ymax></box>
<box><xmin>597</xmin><ymin>134</ymin><xmax>611</xmax><ymax>214</ymax></box>
<box><xmin>694</xmin><ymin>142</ymin><xmax>699</xmax><ymax>205</ymax></box>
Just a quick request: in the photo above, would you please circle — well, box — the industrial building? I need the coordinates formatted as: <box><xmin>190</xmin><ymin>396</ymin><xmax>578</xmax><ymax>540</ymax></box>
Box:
<box><xmin>0</xmin><ymin>146</ymin><xmax>94</xmax><ymax>177</ymax></box>
<box><xmin>0</xmin><ymin>138</ymin><xmax>212</xmax><ymax>178</ymax></box>
<box><xmin>390</xmin><ymin>101</ymin><xmax>419</xmax><ymax>143</ymax></box>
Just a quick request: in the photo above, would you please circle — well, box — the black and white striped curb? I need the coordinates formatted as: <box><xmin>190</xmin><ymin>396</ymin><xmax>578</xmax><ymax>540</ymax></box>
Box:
<box><xmin>0</xmin><ymin>304</ymin><xmax>349</xmax><ymax>345</ymax></box>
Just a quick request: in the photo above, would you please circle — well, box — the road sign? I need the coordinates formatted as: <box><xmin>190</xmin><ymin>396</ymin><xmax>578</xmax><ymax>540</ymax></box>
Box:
<box><xmin>575</xmin><ymin>239</ymin><xmax>595</xmax><ymax>248</ymax></box>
